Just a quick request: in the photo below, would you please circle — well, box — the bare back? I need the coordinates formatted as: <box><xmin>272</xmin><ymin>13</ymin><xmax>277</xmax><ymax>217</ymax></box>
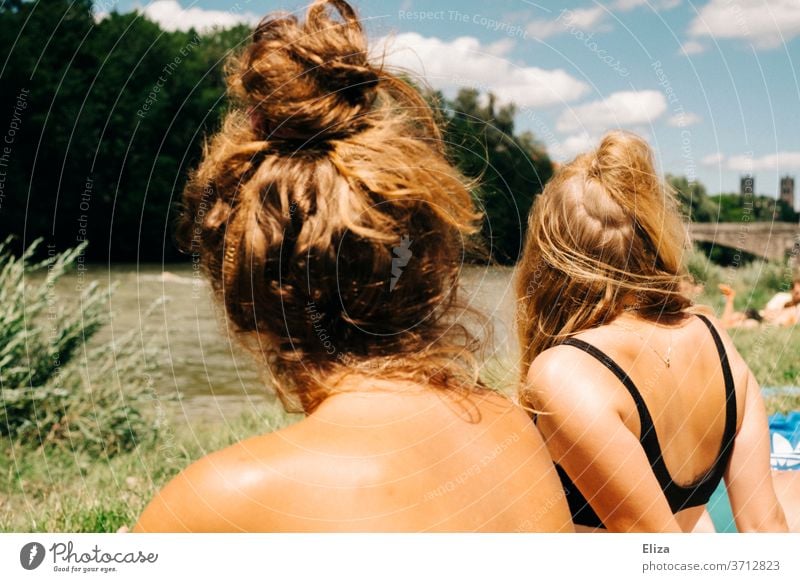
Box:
<box><xmin>529</xmin><ymin>310</ymin><xmax>786</xmax><ymax>532</ymax></box>
<box><xmin>577</xmin><ymin>313</ymin><xmax>742</xmax><ymax>530</ymax></box>
<box><xmin>135</xmin><ymin>384</ymin><xmax>572</xmax><ymax>532</ymax></box>
<box><xmin>579</xmin><ymin>313</ymin><xmax>742</xmax><ymax>487</ymax></box>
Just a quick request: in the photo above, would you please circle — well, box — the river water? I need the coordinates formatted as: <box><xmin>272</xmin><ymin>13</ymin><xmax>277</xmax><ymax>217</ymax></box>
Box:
<box><xmin>62</xmin><ymin>264</ymin><xmax>519</xmax><ymax>420</ymax></box>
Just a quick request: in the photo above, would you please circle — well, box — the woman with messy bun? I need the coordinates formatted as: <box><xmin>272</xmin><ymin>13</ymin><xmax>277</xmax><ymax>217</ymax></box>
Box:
<box><xmin>516</xmin><ymin>131</ymin><xmax>787</xmax><ymax>532</ymax></box>
<box><xmin>134</xmin><ymin>0</ymin><xmax>571</xmax><ymax>532</ymax></box>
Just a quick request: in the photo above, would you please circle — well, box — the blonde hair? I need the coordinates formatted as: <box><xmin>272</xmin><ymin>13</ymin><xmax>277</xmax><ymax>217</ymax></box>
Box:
<box><xmin>178</xmin><ymin>0</ymin><xmax>483</xmax><ymax>413</ymax></box>
<box><xmin>515</xmin><ymin>130</ymin><xmax>692</xmax><ymax>385</ymax></box>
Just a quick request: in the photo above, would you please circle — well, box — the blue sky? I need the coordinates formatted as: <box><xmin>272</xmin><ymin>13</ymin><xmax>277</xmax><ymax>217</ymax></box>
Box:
<box><xmin>111</xmin><ymin>1</ymin><xmax>800</xmax><ymax>201</ymax></box>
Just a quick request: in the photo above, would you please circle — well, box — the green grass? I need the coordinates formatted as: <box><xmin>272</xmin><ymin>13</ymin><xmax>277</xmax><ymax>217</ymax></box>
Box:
<box><xmin>0</xmin><ymin>406</ymin><xmax>296</xmax><ymax>532</ymax></box>
<box><xmin>728</xmin><ymin>327</ymin><xmax>800</xmax><ymax>388</ymax></box>
<box><xmin>688</xmin><ymin>249</ymin><xmax>796</xmax><ymax>313</ymax></box>
<box><xmin>726</xmin><ymin>327</ymin><xmax>800</xmax><ymax>414</ymax></box>
<box><xmin>687</xmin><ymin>249</ymin><xmax>800</xmax><ymax>411</ymax></box>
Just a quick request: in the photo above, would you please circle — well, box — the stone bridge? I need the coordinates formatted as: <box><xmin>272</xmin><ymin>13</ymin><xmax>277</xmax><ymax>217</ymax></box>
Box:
<box><xmin>689</xmin><ymin>222</ymin><xmax>800</xmax><ymax>262</ymax></box>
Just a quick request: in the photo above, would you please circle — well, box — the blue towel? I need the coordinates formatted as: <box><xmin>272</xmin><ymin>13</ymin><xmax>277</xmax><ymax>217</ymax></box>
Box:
<box><xmin>769</xmin><ymin>412</ymin><xmax>800</xmax><ymax>471</ymax></box>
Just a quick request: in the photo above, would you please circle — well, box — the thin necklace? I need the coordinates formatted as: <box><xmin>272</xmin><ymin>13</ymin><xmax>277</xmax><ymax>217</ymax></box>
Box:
<box><xmin>614</xmin><ymin>320</ymin><xmax>673</xmax><ymax>368</ymax></box>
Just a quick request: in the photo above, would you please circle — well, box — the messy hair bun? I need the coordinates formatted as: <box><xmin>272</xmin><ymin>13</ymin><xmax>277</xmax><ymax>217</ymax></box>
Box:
<box><xmin>229</xmin><ymin>0</ymin><xmax>378</xmax><ymax>144</ymax></box>
<box><xmin>516</xmin><ymin>130</ymin><xmax>691</xmax><ymax>378</ymax></box>
<box><xmin>178</xmin><ymin>0</ymin><xmax>482</xmax><ymax>413</ymax></box>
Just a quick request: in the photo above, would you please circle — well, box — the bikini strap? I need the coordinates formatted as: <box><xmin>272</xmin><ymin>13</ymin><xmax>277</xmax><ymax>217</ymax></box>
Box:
<box><xmin>560</xmin><ymin>337</ymin><xmax>663</xmax><ymax>460</ymax></box>
<box><xmin>694</xmin><ymin>314</ymin><xmax>738</xmax><ymax>461</ymax></box>
<box><xmin>561</xmin><ymin>316</ymin><xmax>739</xmax><ymax>505</ymax></box>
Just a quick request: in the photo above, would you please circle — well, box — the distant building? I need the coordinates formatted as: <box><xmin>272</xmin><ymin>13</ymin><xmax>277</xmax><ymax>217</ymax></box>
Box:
<box><xmin>741</xmin><ymin>175</ymin><xmax>755</xmax><ymax>197</ymax></box>
<box><xmin>780</xmin><ymin>176</ymin><xmax>795</xmax><ymax>210</ymax></box>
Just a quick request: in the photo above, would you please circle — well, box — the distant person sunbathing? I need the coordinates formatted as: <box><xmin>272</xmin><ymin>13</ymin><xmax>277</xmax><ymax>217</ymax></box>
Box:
<box><xmin>719</xmin><ymin>279</ymin><xmax>800</xmax><ymax>329</ymax></box>
<box><xmin>134</xmin><ymin>0</ymin><xmax>571</xmax><ymax>532</ymax></box>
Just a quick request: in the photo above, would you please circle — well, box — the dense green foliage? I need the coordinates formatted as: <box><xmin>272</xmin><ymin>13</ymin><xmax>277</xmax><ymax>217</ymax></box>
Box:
<box><xmin>0</xmin><ymin>239</ymin><xmax>157</xmax><ymax>455</ymax></box>
<box><xmin>667</xmin><ymin>174</ymin><xmax>717</xmax><ymax>222</ymax></box>
<box><xmin>668</xmin><ymin>175</ymin><xmax>798</xmax><ymax>224</ymax></box>
<box><xmin>2</xmin><ymin>1</ymin><xmax>791</xmax><ymax>266</ymax></box>
<box><xmin>0</xmin><ymin>0</ymin><xmax>551</xmax><ymax>265</ymax></box>
<box><xmin>436</xmin><ymin>90</ymin><xmax>553</xmax><ymax>263</ymax></box>
<box><xmin>710</xmin><ymin>193</ymin><xmax>798</xmax><ymax>223</ymax></box>
<box><xmin>0</xmin><ymin>0</ymin><xmax>249</xmax><ymax>262</ymax></box>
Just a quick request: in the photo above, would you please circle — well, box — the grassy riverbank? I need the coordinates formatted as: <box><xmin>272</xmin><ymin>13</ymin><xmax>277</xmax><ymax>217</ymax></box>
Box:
<box><xmin>0</xmin><ymin>407</ymin><xmax>297</xmax><ymax>532</ymax></box>
<box><xmin>2</xmin><ymin>249</ymin><xmax>799</xmax><ymax>532</ymax></box>
<box><xmin>729</xmin><ymin>328</ymin><xmax>800</xmax><ymax>413</ymax></box>
<box><xmin>688</xmin><ymin>251</ymin><xmax>800</xmax><ymax>412</ymax></box>
<box><xmin>3</xmin><ymin>323</ymin><xmax>798</xmax><ymax>533</ymax></box>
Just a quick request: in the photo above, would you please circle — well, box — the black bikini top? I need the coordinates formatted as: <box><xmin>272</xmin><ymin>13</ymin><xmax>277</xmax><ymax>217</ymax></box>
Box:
<box><xmin>553</xmin><ymin>314</ymin><xmax>738</xmax><ymax>528</ymax></box>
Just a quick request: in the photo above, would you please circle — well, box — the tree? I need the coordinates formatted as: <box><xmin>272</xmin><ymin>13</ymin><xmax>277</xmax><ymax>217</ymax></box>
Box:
<box><xmin>1</xmin><ymin>3</ymin><xmax>551</xmax><ymax>265</ymax></box>
<box><xmin>709</xmin><ymin>193</ymin><xmax>796</xmax><ymax>223</ymax></box>
<box><xmin>438</xmin><ymin>88</ymin><xmax>553</xmax><ymax>264</ymax></box>
<box><xmin>0</xmin><ymin>1</ymin><xmax>249</xmax><ymax>261</ymax></box>
<box><xmin>666</xmin><ymin>174</ymin><xmax>716</xmax><ymax>223</ymax></box>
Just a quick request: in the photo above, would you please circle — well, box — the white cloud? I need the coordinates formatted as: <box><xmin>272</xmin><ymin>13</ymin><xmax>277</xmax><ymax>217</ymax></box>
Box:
<box><xmin>376</xmin><ymin>32</ymin><xmax>589</xmax><ymax>108</ymax></box>
<box><xmin>556</xmin><ymin>90</ymin><xmax>668</xmax><ymax>133</ymax></box>
<box><xmin>701</xmin><ymin>152</ymin><xmax>725</xmax><ymax>166</ymax></box>
<box><xmin>688</xmin><ymin>0</ymin><xmax>800</xmax><ymax>49</ymax></box>
<box><xmin>614</xmin><ymin>0</ymin><xmax>646</xmax><ymax>9</ymax></box>
<box><xmin>667</xmin><ymin>112</ymin><xmax>702</xmax><ymax>127</ymax></box>
<box><xmin>550</xmin><ymin>132</ymin><xmax>598</xmax><ymax>161</ymax></box>
<box><xmin>136</xmin><ymin>0</ymin><xmax>259</xmax><ymax>33</ymax></box>
<box><xmin>614</xmin><ymin>0</ymin><xmax>682</xmax><ymax>11</ymax></box>
<box><xmin>679</xmin><ymin>40</ymin><xmax>707</xmax><ymax>55</ymax></box>
<box><xmin>526</xmin><ymin>7</ymin><xmax>607</xmax><ymax>40</ymax></box>
<box><xmin>486</xmin><ymin>38</ymin><xmax>515</xmax><ymax>57</ymax></box>
<box><xmin>728</xmin><ymin>152</ymin><xmax>800</xmax><ymax>172</ymax></box>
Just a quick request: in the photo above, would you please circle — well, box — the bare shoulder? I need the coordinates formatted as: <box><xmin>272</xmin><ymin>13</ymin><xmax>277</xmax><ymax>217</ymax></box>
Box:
<box><xmin>524</xmin><ymin>342</ymin><xmax>621</xmax><ymax>413</ymax></box>
<box><xmin>526</xmin><ymin>343</ymin><xmax>592</xmax><ymax>386</ymax></box>
<box><xmin>134</xmin><ymin>426</ymin><xmax>305</xmax><ymax>532</ymax></box>
<box><xmin>682</xmin><ymin>311</ymin><xmax>753</xmax><ymax>433</ymax></box>
<box><xmin>689</xmin><ymin>311</ymin><xmax>752</xmax><ymax>387</ymax></box>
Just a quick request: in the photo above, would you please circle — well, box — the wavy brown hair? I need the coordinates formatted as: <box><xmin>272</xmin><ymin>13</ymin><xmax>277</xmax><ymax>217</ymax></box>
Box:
<box><xmin>177</xmin><ymin>0</ymin><xmax>482</xmax><ymax>413</ymax></box>
<box><xmin>515</xmin><ymin>131</ymin><xmax>692</xmax><ymax>389</ymax></box>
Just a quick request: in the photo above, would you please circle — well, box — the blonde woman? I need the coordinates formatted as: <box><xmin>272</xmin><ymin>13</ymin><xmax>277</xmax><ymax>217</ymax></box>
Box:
<box><xmin>516</xmin><ymin>131</ymin><xmax>787</xmax><ymax>532</ymax></box>
<box><xmin>134</xmin><ymin>0</ymin><xmax>571</xmax><ymax>532</ymax></box>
